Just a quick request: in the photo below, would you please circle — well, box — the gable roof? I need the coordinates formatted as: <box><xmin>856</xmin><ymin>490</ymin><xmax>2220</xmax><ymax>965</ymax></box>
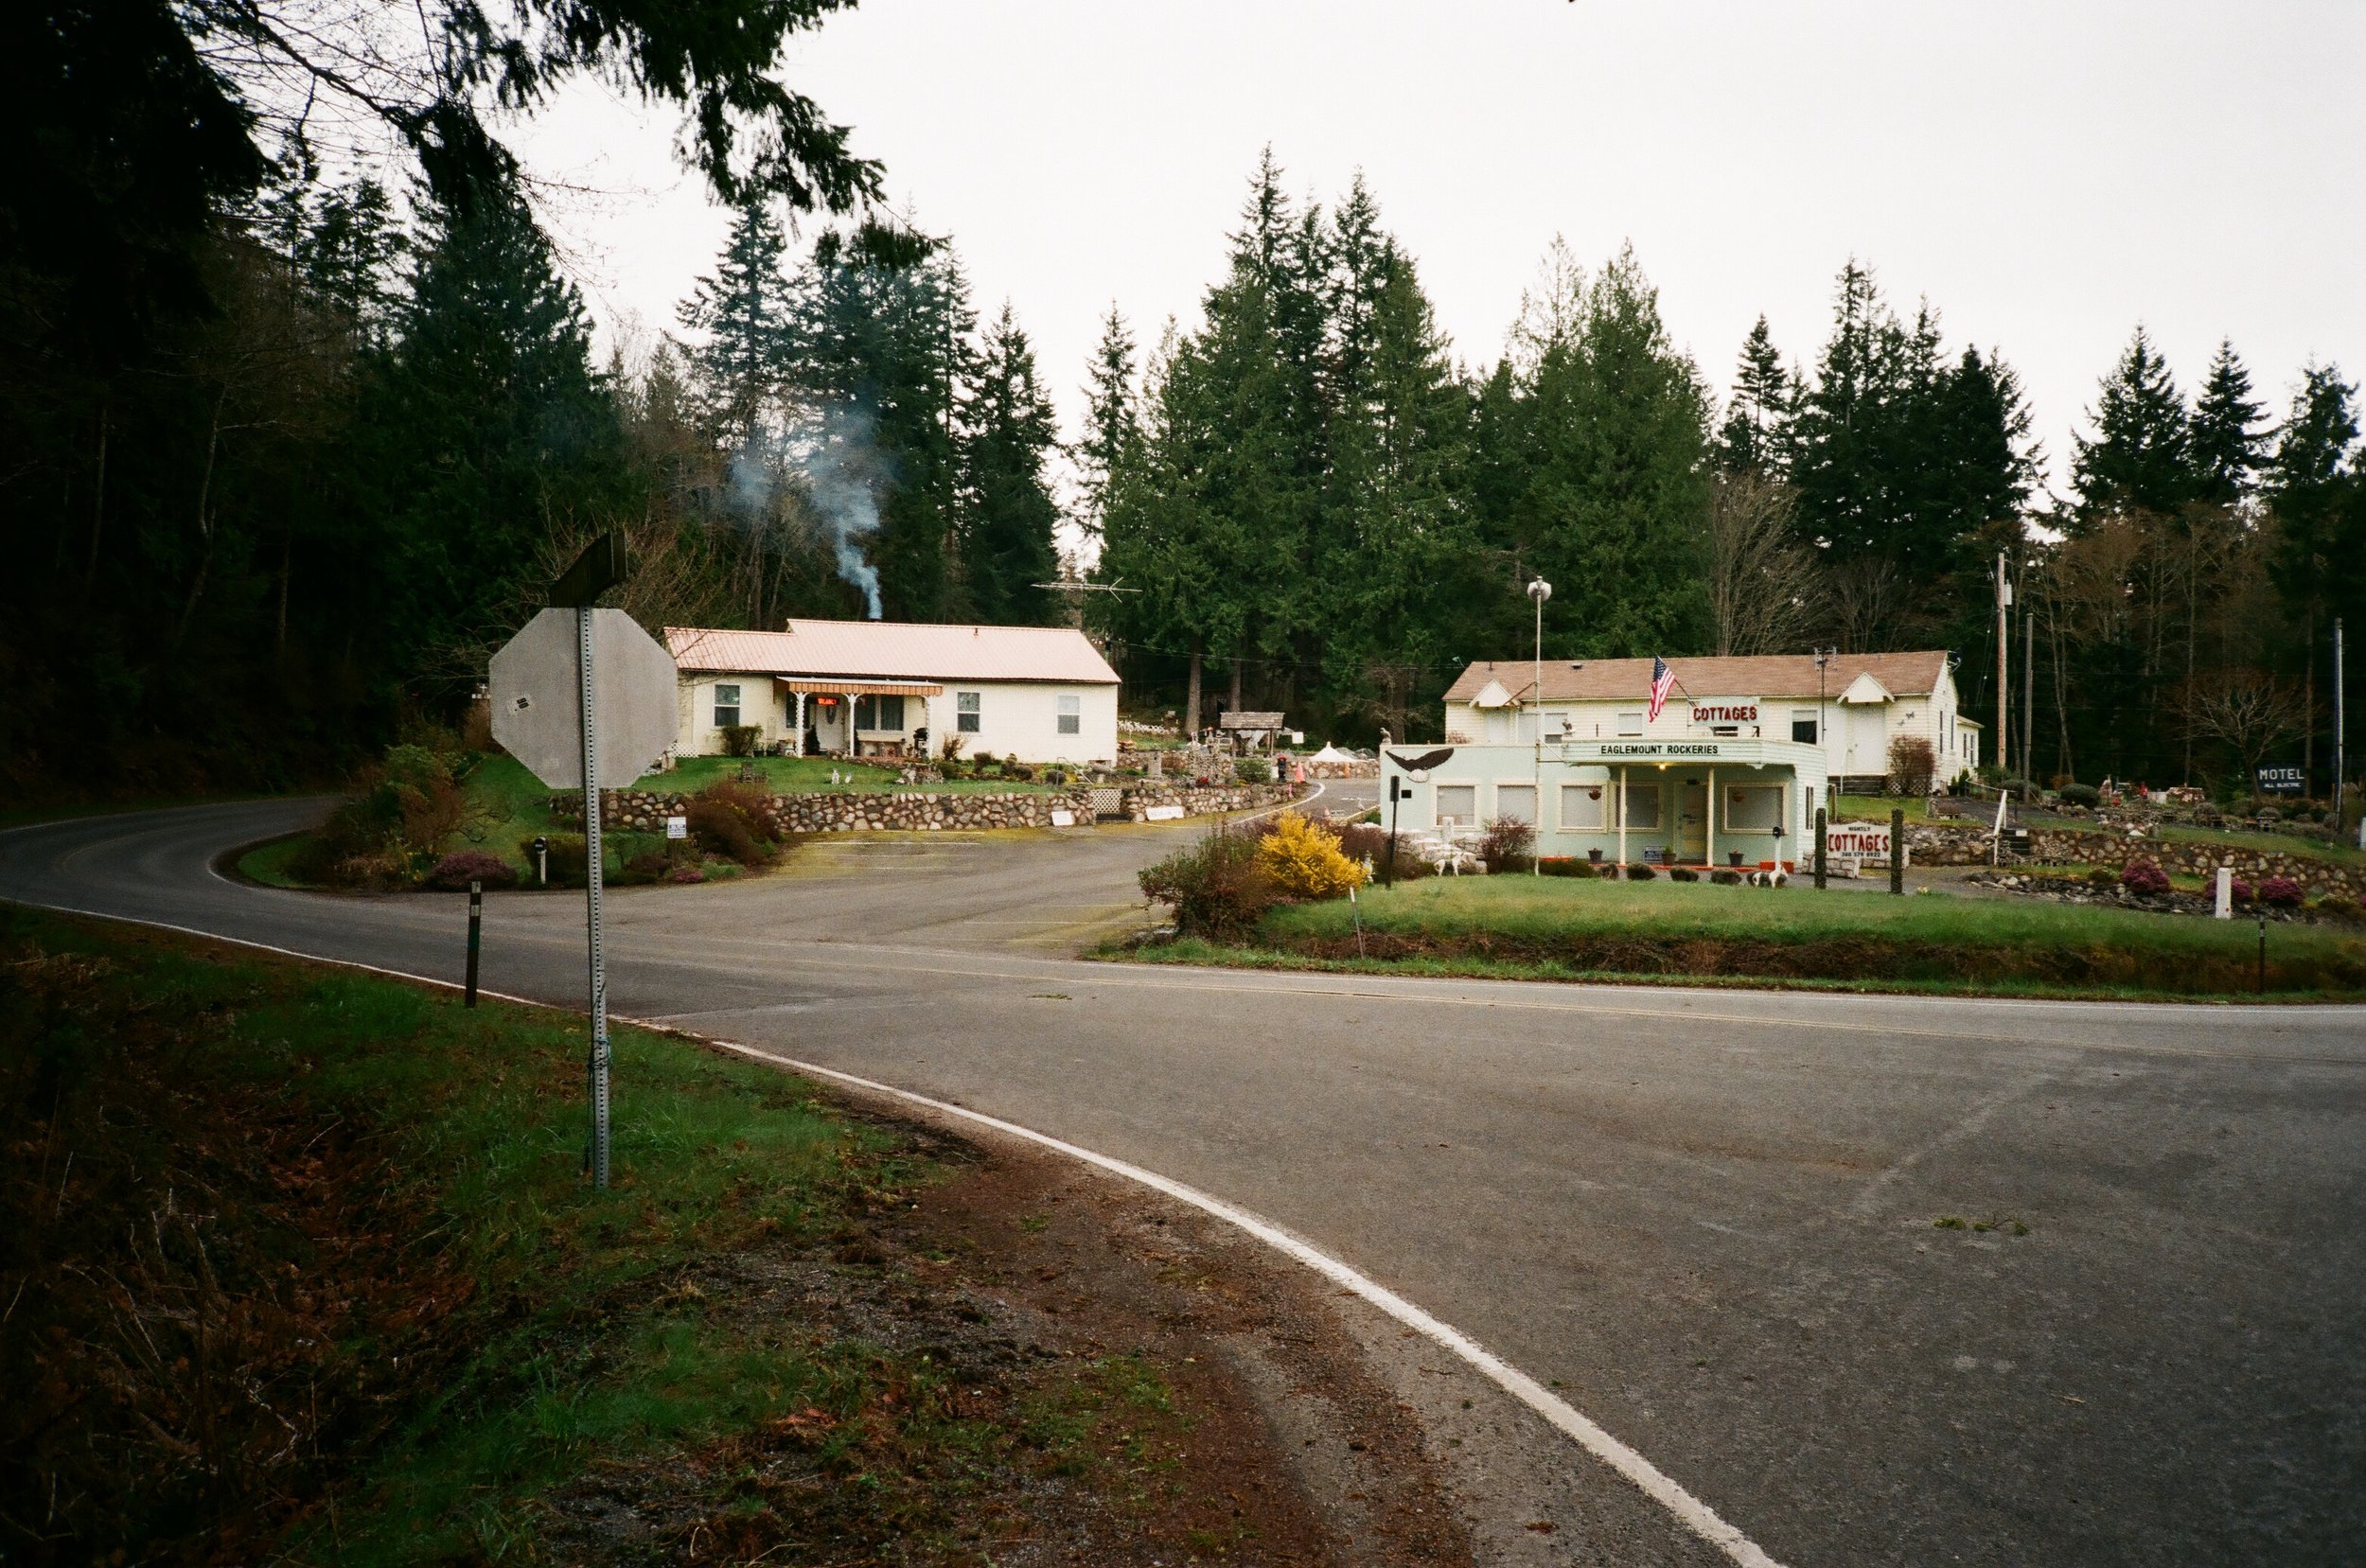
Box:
<box><xmin>665</xmin><ymin>620</ymin><xmax>1120</xmax><ymax>685</ymax></box>
<box><xmin>1442</xmin><ymin>650</ymin><xmax>1952</xmax><ymax>705</ymax></box>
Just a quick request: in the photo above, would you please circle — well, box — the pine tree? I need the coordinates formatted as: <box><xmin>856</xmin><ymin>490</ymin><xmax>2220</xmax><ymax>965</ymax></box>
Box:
<box><xmin>2188</xmin><ymin>340</ymin><xmax>2269</xmax><ymax>506</ymax></box>
<box><xmin>359</xmin><ymin>186</ymin><xmax>624</xmax><ymax>682</ymax></box>
<box><xmin>2264</xmin><ymin>362</ymin><xmax>2359</xmax><ymax>784</ymax></box>
<box><xmin>1514</xmin><ymin>243</ymin><xmax>1713</xmax><ymax>658</ymax></box>
<box><xmin>1718</xmin><ymin>315</ymin><xmax>1792</xmax><ymax>474</ymax></box>
<box><xmin>1072</xmin><ymin>304</ymin><xmax>1139</xmax><ymax>537</ymax></box>
<box><xmin>959</xmin><ymin>303</ymin><xmax>1063</xmax><ymax>625</ymax></box>
<box><xmin>2072</xmin><ymin>326</ymin><xmax>2190</xmax><ymax>520</ymax></box>
<box><xmin>679</xmin><ymin>199</ymin><xmax>793</xmax><ymax>445</ymax></box>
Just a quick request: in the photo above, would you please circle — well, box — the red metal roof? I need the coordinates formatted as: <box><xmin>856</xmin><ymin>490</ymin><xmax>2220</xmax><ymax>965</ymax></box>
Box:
<box><xmin>665</xmin><ymin>620</ymin><xmax>1120</xmax><ymax>685</ymax></box>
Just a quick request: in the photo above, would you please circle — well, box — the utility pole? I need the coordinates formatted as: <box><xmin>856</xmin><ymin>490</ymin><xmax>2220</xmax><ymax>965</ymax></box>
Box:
<box><xmin>2336</xmin><ymin>617</ymin><xmax>2348</xmax><ymax>837</ymax></box>
<box><xmin>2022</xmin><ymin>603</ymin><xmax>2035</xmax><ymax>786</ymax></box>
<box><xmin>1528</xmin><ymin>577</ymin><xmax>1552</xmax><ymax>874</ymax></box>
<box><xmin>1994</xmin><ymin>551</ymin><xmax>2011</xmax><ymax>780</ymax></box>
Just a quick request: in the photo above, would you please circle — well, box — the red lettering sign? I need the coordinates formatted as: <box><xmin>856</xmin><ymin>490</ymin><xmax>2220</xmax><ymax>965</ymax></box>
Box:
<box><xmin>1690</xmin><ymin>703</ymin><xmax>1758</xmax><ymax>723</ymax></box>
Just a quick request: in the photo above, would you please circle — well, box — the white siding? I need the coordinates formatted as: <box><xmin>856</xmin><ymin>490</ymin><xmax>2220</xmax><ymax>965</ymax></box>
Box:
<box><xmin>673</xmin><ymin>675</ymin><xmax>1117</xmax><ymax>764</ymax></box>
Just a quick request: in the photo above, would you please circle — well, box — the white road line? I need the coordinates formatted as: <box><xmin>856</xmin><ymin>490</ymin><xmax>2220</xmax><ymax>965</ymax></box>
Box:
<box><xmin>10</xmin><ymin>898</ymin><xmax>1788</xmax><ymax>1568</ymax></box>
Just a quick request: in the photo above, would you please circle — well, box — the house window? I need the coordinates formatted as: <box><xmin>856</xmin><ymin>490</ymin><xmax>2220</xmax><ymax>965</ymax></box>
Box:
<box><xmin>1560</xmin><ymin>783</ymin><xmax>1606</xmax><ymax>829</ymax></box>
<box><xmin>1496</xmin><ymin>784</ymin><xmax>1537</xmax><ymax>824</ymax></box>
<box><xmin>1617</xmin><ymin>711</ymin><xmax>1644</xmax><ymax>737</ymax></box>
<box><xmin>1792</xmin><ymin>710</ymin><xmax>1819</xmax><ymax>744</ymax></box>
<box><xmin>1436</xmin><ymin>784</ymin><xmax>1476</xmax><ymax>826</ymax></box>
<box><xmin>1622</xmin><ymin>784</ymin><xmax>1661</xmax><ymax>829</ymax></box>
<box><xmin>957</xmin><ymin>691</ymin><xmax>981</xmax><ymax>733</ymax></box>
<box><xmin>713</xmin><ymin>683</ymin><xmax>741</xmax><ymax>729</ymax></box>
<box><xmin>1545</xmin><ymin>711</ymin><xmax>1571</xmax><ymax>740</ymax></box>
<box><xmin>1723</xmin><ymin>784</ymin><xmax>1782</xmax><ymax>832</ymax></box>
<box><xmin>1057</xmin><ymin>694</ymin><xmax>1081</xmax><ymax>735</ymax></box>
<box><xmin>855</xmin><ymin>695</ymin><xmax>905</xmax><ymax>731</ymax></box>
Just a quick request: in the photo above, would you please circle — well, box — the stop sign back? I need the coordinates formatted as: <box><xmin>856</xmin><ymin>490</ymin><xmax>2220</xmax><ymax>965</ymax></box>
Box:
<box><xmin>489</xmin><ymin>608</ymin><xmax>680</xmax><ymax>789</ymax></box>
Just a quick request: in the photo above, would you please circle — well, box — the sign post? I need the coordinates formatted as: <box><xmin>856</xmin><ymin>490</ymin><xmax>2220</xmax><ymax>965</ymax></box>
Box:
<box><xmin>1813</xmin><ymin>807</ymin><xmax>1827</xmax><ymax>890</ymax></box>
<box><xmin>488</xmin><ymin>535</ymin><xmax>678</xmax><ymax>1189</ymax></box>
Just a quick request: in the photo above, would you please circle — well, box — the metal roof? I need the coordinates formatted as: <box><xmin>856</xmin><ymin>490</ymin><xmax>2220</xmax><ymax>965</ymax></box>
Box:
<box><xmin>1443</xmin><ymin>651</ymin><xmax>1951</xmax><ymax>705</ymax></box>
<box><xmin>665</xmin><ymin>620</ymin><xmax>1120</xmax><ymax>685</ymax></box>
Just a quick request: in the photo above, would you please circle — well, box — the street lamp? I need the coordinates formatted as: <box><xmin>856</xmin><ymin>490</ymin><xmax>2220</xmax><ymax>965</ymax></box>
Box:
<box><xmin>1814</xmin><ymin>644</ymin><xmax>1837</xmax><ymax>815</ymax></box>
<box><xmin>1527</xmin><ymin>577</ymin><xmax>1552</xmax><ymax>875</ymax></box>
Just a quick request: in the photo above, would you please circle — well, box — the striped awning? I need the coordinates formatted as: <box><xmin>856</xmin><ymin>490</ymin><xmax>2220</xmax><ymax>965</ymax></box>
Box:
<box><xmin>775</xmin><ymin>678</ymin><xmax>944</xmax><ymax>697</ymax></box>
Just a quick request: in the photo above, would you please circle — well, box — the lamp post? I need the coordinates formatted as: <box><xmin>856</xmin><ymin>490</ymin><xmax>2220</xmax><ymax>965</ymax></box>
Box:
<box><xmin>1527</xmin><ymin>577</ymin><xmax>1552</xmax><ymax>874</ymax></box>
<box><xmin>1814</xmin><ymin>644</ymin><xmax>1836</xmax><ymax>815</ymax></box>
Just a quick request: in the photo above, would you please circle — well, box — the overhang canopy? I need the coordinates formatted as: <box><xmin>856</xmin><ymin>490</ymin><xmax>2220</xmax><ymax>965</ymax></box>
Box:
<box><xmin>775</xmin><ymin>678</ymin><xmax>944</xmax><ymax>696</ymax></box>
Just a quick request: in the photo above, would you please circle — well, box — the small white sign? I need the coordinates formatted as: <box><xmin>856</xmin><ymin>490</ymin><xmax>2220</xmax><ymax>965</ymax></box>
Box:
<box><xmin>1144</xmin><ymin>803</ymin><xmax>1186</xmax><ymax>821</ymax></box>
<box><xmin>1049</xmin><ymin>808</ymin><xmax>1076</xmax><ymax>827</ymax></box>
<box><xmin>665</xmin><ymin>815</ymin><xmax>688</xmax><ymax>840</ymax></box>
<box><xmin>1825</xmin><ymin>821</ymin><xmax>1903</xmax><ymax>868</ymax></box>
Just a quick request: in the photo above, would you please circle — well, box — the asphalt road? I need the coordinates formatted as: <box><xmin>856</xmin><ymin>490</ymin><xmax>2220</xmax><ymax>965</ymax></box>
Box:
<box><xmin>5</xmin><ymin>800</ymin><xmax>2363</xmax><ymax>1566</ymax></box>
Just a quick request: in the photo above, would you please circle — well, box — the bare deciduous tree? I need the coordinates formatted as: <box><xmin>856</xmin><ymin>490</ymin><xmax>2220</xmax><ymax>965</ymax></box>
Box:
<box><xmin>1706</xmin><ymin>470</ymin><xmax>1817</xmax><ymax>657</ymax></box>
<box><xmin>2180</xmin><ymin>672</ymin><xmax>2309</xmax><ymax>790</ymax></box>
<box><xmin>1823</xmin><ymin>555</ymin><xmax>1911</xmax><ymax>655</ymax></box>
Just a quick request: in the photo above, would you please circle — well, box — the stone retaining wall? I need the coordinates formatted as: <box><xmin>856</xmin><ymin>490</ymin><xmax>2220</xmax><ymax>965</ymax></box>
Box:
<box><xmin>1903</xmin><ymin>820</ymin><xmax>2366</xmax><ymax>898</ymax></box>
<box><xmin>553</xmin><ymin>781</ymin><xmax>1302</xmax><ymax>835</ymax></box>
<box><xmin>1297</xmin><ymin>758</ymin><xmax>1379</xmax><ymax>779</ymax></box>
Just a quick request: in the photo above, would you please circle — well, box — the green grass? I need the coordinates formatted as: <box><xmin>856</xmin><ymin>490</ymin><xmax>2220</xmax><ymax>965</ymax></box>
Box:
<box><xmin>1837</xmin><ymin>794</ymin><xmax>1931</xmax><ymax>821</ymax></box>
<box><xmin>1123</xmin><ymin>875</ymin><xmax>2366</xmax><ymax>998</ymax></box>
<box><xmin>234</xmin><ymin>832</ymin><xmax>314</xmax><ymax>888</ymax></box>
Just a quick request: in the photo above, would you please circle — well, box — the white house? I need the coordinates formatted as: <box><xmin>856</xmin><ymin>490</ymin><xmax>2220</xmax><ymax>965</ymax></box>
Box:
<box><xmin>1440</xmin><ymin>650</ymin><xmax>1980</xmax><ymax>795</ymax></box>
<box><xmin>664</xmin><ymin>620</ymin><xmax>1121</xmax><ymax>765</ymax></box>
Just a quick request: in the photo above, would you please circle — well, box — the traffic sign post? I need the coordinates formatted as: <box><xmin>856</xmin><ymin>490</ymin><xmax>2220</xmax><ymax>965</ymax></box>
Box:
<box><xmin>488</xmin><ymin>535</ymin><xmax>677</xmax><ymax>1189</ymax></box>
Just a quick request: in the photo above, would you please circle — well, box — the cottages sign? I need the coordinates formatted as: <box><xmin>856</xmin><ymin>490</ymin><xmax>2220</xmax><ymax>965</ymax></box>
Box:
<box><xmin>1825</xmin><ymin>820</ymin><xmax>1901</xmax><ymax>869</ymax></box>
<box><xmin>1691</xmin><ymin>703</ymin><xmax>1758</xmax><ymax>723</ymax></box>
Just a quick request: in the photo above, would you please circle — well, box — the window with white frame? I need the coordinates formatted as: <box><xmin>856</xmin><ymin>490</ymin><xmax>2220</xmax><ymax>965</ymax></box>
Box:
<box><xmin>1056</xmin><ymin>694</ymin><xmax>1081</xmax><ymax>735</ymax></box>
<box><xmin>1622</xmin><ymin>783</ymin><xmax>1661</xmax><ymax>829</ymax></box>
<box><xmin>713</xmin><ymin>683</ymin><xmax>741</xmax><ymax>729</ymax></box>
<box><xmin>1618</xmin><ymin>711</ymin><xmax>1645</xmax><ymax>737</ymax></box>
<box><xmin>1723</xmin><ymin>784</ymin><xmax>1782</xmax><ymax>832</ymax></box>
<box><xmin>1496</xmin><ymin>784</ymin><xmax>1537</xmax><ymax>823</ymax></box>
<box><xmin>1792</xmin><ymin>710</ymin><xmax>1819</xmax><ymax>744</ymax></box>
<box><xmin>1436</xmin><ymin>784</ymin><xmax>1476</xmax><ymax>825</ymax></box>
<box><xmin>1560</xmin><ymin>782</ymin><xmax>1606</xmax><ymax>829</ymax></box>
<box><xmin>956</xmin><ymin>691</ymin><xmax>981</xmax><ymax>733</ymax></box>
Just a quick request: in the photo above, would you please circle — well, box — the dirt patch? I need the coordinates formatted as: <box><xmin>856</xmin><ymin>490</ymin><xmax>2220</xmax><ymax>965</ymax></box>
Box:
<box><xmin>543</xmin><ymin>1115</ymin><xmax>1474</xmax><ymax>1566</ymax></box>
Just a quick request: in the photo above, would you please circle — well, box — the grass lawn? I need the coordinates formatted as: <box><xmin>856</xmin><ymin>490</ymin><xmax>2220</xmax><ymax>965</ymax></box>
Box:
<box><xmin>1</xmin><ymin>912</ymin><xmax>1217</xmax><ymax>1564</ymax></box>
<box><xmin>1836</xmin><ymin>794</ymin><xmax>1931</xmax><ymax>821</ymax></box>
<box><xmin>1115</xmin><ymin>875</ymin><xmax>2366</xmax><ymax>998</ymax></box>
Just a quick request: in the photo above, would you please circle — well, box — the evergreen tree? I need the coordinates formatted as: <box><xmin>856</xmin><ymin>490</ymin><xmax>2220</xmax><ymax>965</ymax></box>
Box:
<box><xmin>959</xmin><ymin>303</ymin><xmax>1063</xmax><ymax>625</ymax></box>
<box><xmin>1718</xmin><ymin>315</ymin><xmax>1792</xmax><ymax>475</ymax></box>
<box><xmin>1513</xmin><ymin>243</ymin><xmax>1713</xmax><ymax>658</ymax></box>
<box><xmin>1072</xmin><ymin>304</ymin><xmax>1139</xmax><ymax>537</ymax></box>
<box><xmin>2073</xmin><ymin>326</ymin><xmax>2190</xmax><ymax>520</ymax></box>
<box><xmin>357</xmin><ymin>185</ymin><xmax>626</xmax><ymax>686</ymax></box>
<box><xmin>2188</xmin><ymin>339</ymin><xmax>2269</xmax><ymax>505</ymax></box>
<box><xmin>678</xmin><ymin>198</ymin><xmax>793</xmax><ymax>445</ymax></box>
<box><xmin>2266</xmin><ymin>363</ymin><xmax>2359</xmax><ymax>630</ymax></box>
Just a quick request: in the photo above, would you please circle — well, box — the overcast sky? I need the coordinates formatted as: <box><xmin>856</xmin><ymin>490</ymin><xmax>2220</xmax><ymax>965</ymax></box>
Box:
<box><xmin>508</xmin><ymin>1</ymin><xmax>2365</xmax><ymax>500</ymax></box>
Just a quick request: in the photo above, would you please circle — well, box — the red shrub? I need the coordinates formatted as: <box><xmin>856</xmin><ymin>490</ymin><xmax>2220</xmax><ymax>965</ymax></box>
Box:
<box><xmin>2119</xmin><ymin>859</ymin><xmax>2172</xmax><ymax>897</ymax></box>
<box><xmin>424</xmin><ymin>851</ymin><xmax>517</xmax><ymax>891</ymax></box>
<box><xmin>2258</xmin><ymin>876</ymin><xmax>2304</xmax><ymax>908</ymax></box>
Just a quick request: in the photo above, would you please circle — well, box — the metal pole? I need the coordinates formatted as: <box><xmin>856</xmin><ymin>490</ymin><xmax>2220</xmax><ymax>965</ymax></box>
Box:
<box><xmin>1995</xmin><ymin>551</ymin><xmax>2010</xmax><ymax>781</ymax></box>
<box><xmin>1533</xmin><ymin>590</ymin><xmax>1543</xmax><ymax>875</ymax></box>
<box><xmin>1890</xmin><ymin>806</ymin><xmax>1905</xmax><ymax>896</ymax></box>
<box><xmin>1814</xmin><ymin>806</ymin><xmax>1827</xmax><ymax>890</ymax></box>
<box><xmin>2335</xmin><ymin>618</ymin><xmax>2347</xmax><ymax>837</ymax></box>
<box><xmin>577</xmin><ymin>606</ymin><xmax>611</xmax><ymax>1189</ymax></box>
<box><xmin>2257</xmin><ymin>912</ymin><xmax>2268</xmax><ymax>995</ymax></box>
<box><xmin>2022</xmin><ymin>603</ymin><xmax>2036</xmax><ymax>785</ymax></box>
<box><xmin>1384</xmin><ymin>779</ymin><xmax>1400</xmax><ymax>888</ymax></box>
<box><xmin>465</xmin><ymin>880</ymin><xmax>482</xmax><ymax>1007</ymax></box>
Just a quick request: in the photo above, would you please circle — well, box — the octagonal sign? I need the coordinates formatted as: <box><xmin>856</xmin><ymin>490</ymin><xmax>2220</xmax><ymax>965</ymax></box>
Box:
<box><xmin>489</xmin><ymin>608</ymin><xmax>679</xmax><ymax>789</ymax></box>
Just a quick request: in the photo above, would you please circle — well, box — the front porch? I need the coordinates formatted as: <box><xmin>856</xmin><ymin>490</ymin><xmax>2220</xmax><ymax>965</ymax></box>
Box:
<box><xmin>780</xmin><ymin>678</ymin><xmax>946</xmax><ymax>761</ymax></box>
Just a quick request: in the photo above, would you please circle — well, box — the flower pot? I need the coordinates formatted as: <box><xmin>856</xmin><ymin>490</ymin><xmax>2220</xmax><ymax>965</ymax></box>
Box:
<box><xmin>1728</xmin><ymin>851</ymin><xmax>1744</xmax><ymax>867</ymax></box>
<box><xmin>1588</xmin><ymin>848</ymin><xmax>1603</xmax><ymax>865</ymax></box>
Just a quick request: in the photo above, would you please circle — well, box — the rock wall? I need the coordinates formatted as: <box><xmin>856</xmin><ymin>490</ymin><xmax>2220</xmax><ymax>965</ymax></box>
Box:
<box><xmin>1115</xmin><ymin>782</ymin><xmax>1299</xmax><ymax>820</ymax></box>
<box><xmin>1296</xmin><ymin>757</ymin><xmax>1380</xmax><ymax>780</ymax></box>
<box><xmin>552</xmin><ymin>781</ymin><xmax>1304</xmax><ymax>834</ymax></box>
<box><xmin>1903</xmin><ymin>820</ymin><xmax>2366</xmax><ymax>898</ymax></box>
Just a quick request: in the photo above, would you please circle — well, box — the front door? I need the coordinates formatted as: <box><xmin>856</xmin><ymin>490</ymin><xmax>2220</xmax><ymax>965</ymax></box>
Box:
<box><xmin>1678</xmin><ymin>780</ymin><xmax>1708</xmax><ymax>863</ymax></box>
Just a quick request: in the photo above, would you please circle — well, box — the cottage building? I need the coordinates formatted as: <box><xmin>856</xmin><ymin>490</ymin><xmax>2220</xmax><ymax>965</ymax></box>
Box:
<box><xmin>664</xmin><ymin>620</ymin><xmax>1121</xmax><ymax>765</ymax></box>
<box><xmin>1440</xmin><ymin>650</ymin><xmax>1979</xmax><ymax>794</ymax></box>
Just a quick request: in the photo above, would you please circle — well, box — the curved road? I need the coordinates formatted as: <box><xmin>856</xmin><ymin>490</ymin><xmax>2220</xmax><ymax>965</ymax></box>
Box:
<box><xmin>5</xmin><ymin>800</ymin><xmax>2363</xmax><ymax>1566</ymax></box>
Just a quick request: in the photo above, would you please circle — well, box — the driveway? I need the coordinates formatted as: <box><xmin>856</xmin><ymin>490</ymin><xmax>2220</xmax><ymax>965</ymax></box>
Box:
<box><xmin>4</xmin><ymin>800</ymin><xmax>2362</xmax><ymax>1566</ymax></box>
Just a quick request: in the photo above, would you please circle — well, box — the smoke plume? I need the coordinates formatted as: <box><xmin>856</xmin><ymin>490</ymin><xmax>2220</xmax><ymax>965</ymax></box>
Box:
<box><xmin>728</xmin><ymin>400</ymin><xmax>887</xmax><ymax>619</ymax></box>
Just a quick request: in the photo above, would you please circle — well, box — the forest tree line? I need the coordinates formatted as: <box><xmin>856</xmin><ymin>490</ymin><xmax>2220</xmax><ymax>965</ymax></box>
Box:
<box><xmin>7</xmin><ymin>2</ymin><xmax>2363</xmax><ymax>804</ymax></box>
<box><xmin>1086</xmin><ymin>156</ymin><xmax>2365</xmax><ymax>796</ymax></box>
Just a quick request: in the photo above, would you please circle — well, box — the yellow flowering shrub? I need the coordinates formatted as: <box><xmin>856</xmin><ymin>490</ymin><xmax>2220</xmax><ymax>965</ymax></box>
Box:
<box><xmin>1255</xmin><ymin>811</ymin><xmax>1370</xmax><ymax>900</ymax></box>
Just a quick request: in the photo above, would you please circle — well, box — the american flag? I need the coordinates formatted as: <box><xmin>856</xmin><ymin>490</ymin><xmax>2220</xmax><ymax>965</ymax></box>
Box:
<box><xmin>1647</xmin><ymin>656</ymin><xmax>1677</xmax><ymax>722</ymax></box>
